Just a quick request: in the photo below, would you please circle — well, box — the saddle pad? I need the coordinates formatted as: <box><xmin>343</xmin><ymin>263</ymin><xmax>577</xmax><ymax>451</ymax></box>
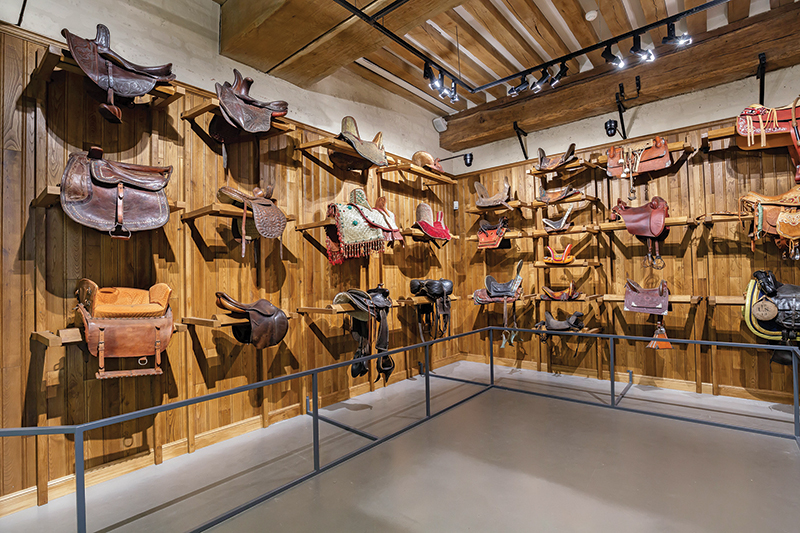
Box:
<box><xmin>325</xmin><ymin>203</ymin><xmax>385</xmax><ymax>265</ymax></box>
<box><xmin>623</xmin><ymin>280</ymin><xmax>669</xmax><ymax>315</ymax></box>
<box><xmin>477</xmin><ymin>218</ymin><xmax>508</xmax><ymax>249</ymax></box>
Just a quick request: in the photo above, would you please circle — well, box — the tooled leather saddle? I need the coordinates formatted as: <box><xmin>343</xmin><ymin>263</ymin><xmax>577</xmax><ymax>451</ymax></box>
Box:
<box><xmin>473</xmin><ymin>260</ymin><xmax>524</xmax><ymax>347</ymax></box>
<box><xmin>607</xmin><ymin>137</ymin><xmax>672</xmax><ymax>200</ymax></box>
<box><xmin>75</xmin><ymin>279</ymin><xmax>174</xmax><ymax>379</ymax></box>
<box><xmin>624</xmin><ymin>279</ymin><xmax>672</xmax><ymax>349</ymax></box>
<box><xmin>410</xmin><ymin>279</ymin><xmax>453</xmax><ymax>341</ymax></box>
<box><xmin>739</xmin><ymin>184</ymin><xmax>800</xmax><ymax>260</ymax></box>
<box><xmin>215</xmin><ymin>292</ymin><xmax>288</xmax><ymax>349</ymax></box>
<box><xmin>62</xmin><ymin>24</ymin><xmax>175</xmax><ymax>123</ymax></box>
<box><xmin>736</xmin><ymin>98</ymin><xmax>800</xmax><ymax>183</ymax></box>
<box><xmin>477</xmin><ymin>217</ymin><xmax>509</xmax><ymax>249</ymax></box>
<box><xmin>611</xmin><ymin>197</ymin><xmax>670</xmax><ymax>269</ymax></box>
<box><xmin>475</xmin><ymin>177</ymin><xmax>513</xmax><ymax>210</ymax></box>
<box><xmin>61</xmin><ymin>146</ymin><xmax>172</xmax><ymax>239</ymax></box>
<box><xmin>217</xmin><ymin>186</ymin><xmax>287</xmax><ymax>258</ymax></box>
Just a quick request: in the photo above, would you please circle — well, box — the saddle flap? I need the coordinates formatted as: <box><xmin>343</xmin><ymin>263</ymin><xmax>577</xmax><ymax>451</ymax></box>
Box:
<box><xmin>775</xmin><ymin>209</ymin><xmax>800</xmax><ymax>240</ymax></box>
<box><xmin>81</xmin><ymin>307</ymin><xmax>174</xmax><ymax>358</ymax></box>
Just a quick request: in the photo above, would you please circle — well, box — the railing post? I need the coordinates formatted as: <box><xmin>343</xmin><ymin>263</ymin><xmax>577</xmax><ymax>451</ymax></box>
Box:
<box><xmin>489</xmin><ymin>329</ymin><xmax>494</xmax><ymax>386</ymax></box>
<box><xmin>424</xmin><ymin>344</ymin><xmax>431</xmax><ymax>418</ymax></box>
<box><xmin>75</xmin><ymin>428</ymin><xmax>86</xmax><ymax>533</ymax></box>
<box><xmin>793</xmin><ymin>348</ymin><xmax>799</xmax><ymax>439</ymax></box>
<box><xmin>609</xmin><ymin>338</ymin><xmax>616</xmax><ymax>407</ymax></box>
<box><xmin>311</xmin><ymin>373</ymin><xmax>320</xmax><ymax>471</ymax></box>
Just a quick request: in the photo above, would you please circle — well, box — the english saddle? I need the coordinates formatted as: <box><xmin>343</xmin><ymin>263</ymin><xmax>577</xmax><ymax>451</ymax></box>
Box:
<box><xmin>736</xmin><ymin>98</ymin><xmax>800</xmax><ymax>182</ymax></box>
<box><xmin>75</xmin><ymin>278</ymin><xmax>174</xmax><ymax>379</ymax></box>
<box><xmin>544</xmin><ymin>244</ymin><xmax>574</xmax><ymax>264</ymax></box>
<box><xmin>537</xmin><ymin>186</ymin><xmax>580</xmax><ymax>205</ymax></box>
<box><xmin>62</xmin><ymin>24</ymin><xmax>175</xmax><ymax>123</ymax></box>
<box><xmin>330</xmin><ymin>116</ymin><xmax>387</xmax><ymax>170</ymax></box>
<box><xmin>533</xmin><ymin>311</ymin><xmax>584</xmax><ymax>342</ymax></box>
<box><xmin>477</xmin><ymin>217</ymin><xmax>509</xmax><ymax>249</ymax></box>
<box><xmin>607</xmin><ymin>137</ymin><xmax>672</xmax><ymax>200</ymax></box>
<box><xmin>541</xmin><ymin>281</ymin><xmax>582</xmax><ymax>301</ymax></box>
<box><xmin>334</xmin><ymin>285</ymin><xmax>394</xmax><ymax>383</ymax></box>
<box><xmin>61</xmin><ymin>146</ymin><xmax>172</xmax><ymax>239</ymax></box>
<box><xmin>413</xmin><ymin>203</ymin><xmax>451</xmax><ymax>247</ymax></box>
<box><xmin>536</xmin><ymin>144</ymin><xmax>577</xmax><ymax>172</ymax></box>
<box><xmin>215</xmin><ymin>292</ymin><xmax>288</xmax><ymax>349</ymax></box>
<box><xmin>743</xmin><ymin>270</ymin><xmax>800</xmax><ymax>365</ymax></box>
<box><xmin>473</xmin><ymin>260</ymin><xmax>524</xmax><ymax>347</ymax></box>
<box><xmin>475</xmin><ymin>177</ymin><xmax>513</xmax><ymax>210</ymax></box>
<box><xmin>543</xmin><ymin>205</ymin><xmax>574</xmax><ymax>233</ymax></box>
<box><xmin>412</xmin><ymin>151</ymin><xmax>444</xmax><ymax>173</ymax></box>
<box><xmin>410</xmin><ymin>279</ymin><xmax>453</xmax><ymax>341</ymax></box>
<box><xmin>624</xmin><ymin>279</ymin><xmax>672</xmax><ymax>349</ymax></box>
<box><xmin>217</xmin><ymin>186</ymin><xmax>287</xmax><ymax>258</ymax></box>
<box><xmin>610</xmin><ymin>197</ymin><xmax>670</xmax><ymax>269</ymax></box>
<box><xmin>326</xmin><ymin>190</ymin><xmax>386</xmax><ymax>265</ymax></box>
<box><xmin>739</xmin><ymin>184</ymin><xmax>800</xmax><ymax>260</ymax></box>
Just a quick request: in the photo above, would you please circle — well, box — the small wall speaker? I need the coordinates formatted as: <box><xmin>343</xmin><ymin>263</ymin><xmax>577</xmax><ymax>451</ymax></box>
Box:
<box><xmin>432</xmin><ymin>117</ymin><xmax>448</xmax><ymax>133</ymax></box>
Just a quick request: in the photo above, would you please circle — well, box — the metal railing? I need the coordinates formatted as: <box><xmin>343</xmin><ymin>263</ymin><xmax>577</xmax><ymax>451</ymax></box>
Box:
<box><xmin>1</xmin><ymin>327</ymin><xmax>798</xmax><ymax>532</ymax></box>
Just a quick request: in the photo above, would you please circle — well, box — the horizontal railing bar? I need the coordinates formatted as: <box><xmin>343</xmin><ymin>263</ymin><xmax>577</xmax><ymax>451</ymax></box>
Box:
<box><xmin>0</xmin><ymin>425</ymin><xmax>76</xmax><ymax>437</ymax></box>
<box><xmin>313</xmin><ymin>414</ymin><xmax>379</xmax><ymax>441</ymax></box>
<box><xmin>428</xmin><ymin>374</ymin><xmax>490</xmax><ymax>387</ymax></box>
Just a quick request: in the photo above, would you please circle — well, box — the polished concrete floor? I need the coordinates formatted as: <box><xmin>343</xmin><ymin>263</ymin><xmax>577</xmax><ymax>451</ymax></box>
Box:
<box><xmin>2</xmin><ymin>361</ymin><xmax>799</xmax><ymax>532</ymax></box>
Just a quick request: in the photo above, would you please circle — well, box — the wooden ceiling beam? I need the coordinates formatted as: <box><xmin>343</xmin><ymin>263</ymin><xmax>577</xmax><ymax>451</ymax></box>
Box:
<box><xmin>344</xmin><ymin>63</ymin><xmax>448</xmax><ymax>116</ymax></box>
<box><xmin>498</xmin><ymin>0</ymin><xmax>580</xmax><ymax>74</ymax></box>
<box><xmin>362</xmin><ymin>48</ymin><xmax>469</xmax><ymax>111</ymax></box>
<box><xmin>432</xmin><ymin>10</ymin><xmax>518</xmax><ymax>79</ymax></box>
<box><xmin>383</xmin><ymin>42</ymin><xmax>487</xmax><ymax>105</ymax></box>
<box><xmin>770</xmin><ymin>0</ymin><xmax>793</xmax><ymax>9</ymax></box>
<box><xmin>550</xmin><ymin>0</ymin><xmax>606</xmax><ymax>69</ymax></box>
<box><xmin>684</xmin><ymin>0</ymin><xmax>709</xmax><ymax>36</ymax></box>
<box><xmin>637</xmin><ymin>0</ymin><xmax>669</xmax><ymax>45</ymax></box>
<box><xmin>462</xmin><ymin>0</ymin><xmax>545</xmax><ymax>69</ymax></box>
<box><xmin>439</xmin><ymin>3</ymin><xmax>800</xmax><ymax>152</ymax></box>
<box><xmin>406</xmin><ymin>23</ymin><xmax>508</xmax><ymax>100</ymax></box>
<box><xmin>596</xmin><ymin>0</ymin><xmax>634</xmax><ymax>37</ymax></box>
<box><xmin>266</xmin><ymin>0</ymin><xmax>466</xmax><ymax>86</ymax></box>
<box><xmin>727</xmin><ymin>0</ymin><xmax>751</xmax><ymax>23</ymax></box>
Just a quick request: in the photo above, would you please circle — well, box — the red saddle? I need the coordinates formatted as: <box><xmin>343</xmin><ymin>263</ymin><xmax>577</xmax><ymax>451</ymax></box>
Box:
<box><xmin>736</xmin><ymin>99</ymin><xmax>800</xmax><ymax>183</ymax></box>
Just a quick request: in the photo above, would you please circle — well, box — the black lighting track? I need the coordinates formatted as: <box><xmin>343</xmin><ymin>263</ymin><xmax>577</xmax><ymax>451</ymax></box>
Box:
<box><xmin>332</xmin><ymin>0</ymin><xmax>731</xmax><ymax>96</ymax></box>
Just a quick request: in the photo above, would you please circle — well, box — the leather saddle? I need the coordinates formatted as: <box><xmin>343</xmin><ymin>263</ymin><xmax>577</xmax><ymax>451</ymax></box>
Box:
<box><xmin>744</xmin><ymin>271</ymin><xmax>800</xmax><ymax>364</ymax></box>
<box><xmin>62</xmin><ymin>24</ymin><xmax>175</xmax><ymax>123</ymax></box>
<box><xmin>543</xmin><ymin>205</ymin><xmax>574</xmax><ymax>233</ymax></box>
<box><xmin>331</xmin><ymin>116</ymin><xmax>387</xmax><ymax>170</ymax></box>
<box><xmin>348</xmin><ymin>189</ymin><xmax>403</xmax><ymax>245</ymax></box>
<box><xmin>61</xmin><ymin>146</ymin><xmax>172</xmax><ymax>239</ymax></box>
<box><xmin>210</xmin><ymin>69</ymin><xmax>288</xmax><ymax>140</ymax></box>
<box><xmin>607</xmin><ymin>137</ymin><xmax>672</xmax><ymax>200</ymax></box>
<box><xmin>736</xmin><ymin>98</ymin><xmax>800</xmax><ymax>182</ymax></box>
<box><xmin>624</xmin><ymin>279</ymin><xmax>672</xmax><ymax>349</ymax></box>
<box><xmin>217</xmin><ymin>186</ymin><xmax>287</xmax><ymax>258</ymax></box>
<box><xmin>538</xmin><ymin>186</ymin><xmax>579</xmax><ymax>205</ymax></box>
<box><xmin>541</xmin><ymin>281</ymin><xmax>582</xmax><ymax>301</ymax></box>
<box><xmin>475</xmin><ymin>177</ymin><xmax>513</xmax><ymax>210</ymax></box>
<box><xmin>410</xmin><ymin>279</ymin><xmax>453</xmax><ymax>341</ymax></box>
<box><xmin>473</xmin><ymin>259</ymin><xmax>524</xmax><ymax>347</ymax></box>
<box><xmin>413</xmin><ymin>203</ymin><xmax>451</xmax><ymax>247</ymax></box>
<box><xmin>544</xmin><ymin>244</ymin><xmax>574</xmax><ymax>264</ymax></box>
<box><xmin>536</xmin><ymin>144</ymin><xmax>577</xmax><ymax>172</ymax></box>
<box><xmin>215</xmin><ymin>292</ymin><xmax>288</xmax><ymax>349</ymax></box>
<box><xmin>739</xmin><ymin>184</ymin><xmax>800</xmax><ymax>260</ymax></box>
<box><xmin>412</xmin><ymin>151</ymin><xmax>444</xmax><ymax>173</ymax></box>
<box><xmin>333</xmin><ymin>285</ymin><xmax>394</xmax><ymax>383</ymax></box>
<box><xmin>477</xmin><ymin>217</ymin><xmax>509</xmax><ymax>249</ymax></box>
<box><xmin>534</xmin><ymin>311</ymin><xmax>584</xmax><ymax>342</ymax></box>
<box><xmin>611</xmin><ymin>197</ymin><xmax>670</xmax><ymax>269</ymax></box>
<box><xmin>75</xmin><ymin>279</ymin><xmax>174</xmax><ymax>379</ymax></box>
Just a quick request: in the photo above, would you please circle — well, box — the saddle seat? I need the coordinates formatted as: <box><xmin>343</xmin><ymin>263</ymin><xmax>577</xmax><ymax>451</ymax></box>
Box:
<box><xmin>91</xmin><ymin>285</ymin><xmax>171</xmax><ymax>318</ymax></box>
<box><xmin>215</xmin><ymin>292</ymin><xmax>289</xmax><ymax>349</ymax></box>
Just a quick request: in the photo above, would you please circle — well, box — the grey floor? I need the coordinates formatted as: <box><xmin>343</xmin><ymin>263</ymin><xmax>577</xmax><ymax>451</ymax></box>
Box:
<box><xmin>2</xmin><ymin>361</ymin><xmax>799</xmax><ymax>532</ymax></box>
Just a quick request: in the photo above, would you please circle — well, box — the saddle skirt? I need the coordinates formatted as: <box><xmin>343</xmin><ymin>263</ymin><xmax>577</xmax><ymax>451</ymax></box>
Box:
<box><xmin>607</xmin><ymin>137</ymin><xmax>671</xmax><ymax>178</ymax></box>
<box><xmin>477</xmin><ymin>217</ymin><xmax>508</xmax><ymax>249</ymax></box>
<box><xmin>215</xmin><ymin>292</ymin><xmax>288</xmax><ymax>349</ymax></box>
<box><xmin>61</xmin><ymin>147</ymin><xmax>172</xmax><ymax>238</ymax></box>
<box><xmin>624</xmin><ymin>280</ymin><xmax>669</xmax><ymax>315</ymax></box>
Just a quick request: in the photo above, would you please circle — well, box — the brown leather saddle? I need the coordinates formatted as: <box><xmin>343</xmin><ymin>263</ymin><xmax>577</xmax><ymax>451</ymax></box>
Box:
<box><xmin>624</xmin><ymin>279</ymin><xmax>672</xmax><ymax>349</ymax></box>
<box><xmin>535</xmin><ymin>143</ymin><xmax>576</xmax><ymax>172</ymax></box>
<box><xmin>412</xmin><ymin>151</ymin><xmax>444</xmax><ymax>173</ymax></box>
<box><xmin>61</xmin><ymin>146</ymin><xmax>172</xmax><ymax>239</ymax></box>
<box><xmin>477</xmin><ymin>217</ymin><xmax>509</xmax><ymax>249</ymax></box>
<box><xmin>541</xmin><ymin>281</ymin><xmax>582</xmax><ymax>301</ymax></box>
<box><xmin>473</xmin><ymin>260</ymin><xmax>524</xmax><ymax>347</ymax></box>
<box><xmin>611</xmin><ymin>197</ymin><xmax>670</xmax><ymax>269</ymax></box>
<box><xmin>475</xmin><ymin>177</ymin><xmax>513</xmax><ymax>210</ymax></box>
<box><xmin>217</xmin><ymin>186</ymin><xmax>287</xmax><ymax>258</ymax></box>
<box><xmin>537</xmin><ymin>186</ymin><xmax>579</xmax><ymax>205</ymax></box>
<box><xmin>75</xmin><ymin>279</ymin><xmax>174</xmax><ymax>379</ymax></box>
<box><xmin>543</xmin><ymin>205</ymin><xmax>574</xmax><ymax>233</ymax></box>
<box><xmin>736</xmin><ymin>99</ymin><xmax>800</xmax><ymax>182</ymax></box>
<box><xmin>215</xmin><ymin>292</ymin><xmax>289</xmax><ymax>350</ymax></box>
<box><xmin>739</xmin><ymin>184</ymin><xmax>800</xmax><ymax>260</ymax></box>
<box><xmin>607</xmin><ymin>137</ymin><xmax>672</xmax><ymax>200</ymax></box>
<box><xmin>330</xmin><ymin>116</ymin><xmax>387</xmax><ymax>170</ymax></box>
<box><xmin>62</xmin><ymin>24</ymin><xmax>175</xmax><ymax>123</ymax></box>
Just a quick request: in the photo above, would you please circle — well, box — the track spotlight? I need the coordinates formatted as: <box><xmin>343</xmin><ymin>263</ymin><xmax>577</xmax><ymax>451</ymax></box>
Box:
<box><xmin>602</xmin><ymin>45</ymin><xmax>625</xmax><ymax>69</ymax></box>
<box><xmin>430</xmin><ymin>70</ymin><xmax>444</xmax><ymax>91</ymax></box>
<box><xmin>449</xmin><ymin>80</ymin><xmax>459</xmax><ymax>103</ymax></box>
<box><xmin>630</xmin><ymin>35</ymin><xmax>656</xmax><ymax>63</ymax></box>
<box><xmin>550</xmin><ymin>63</ymin><xmax>568</xmax><ymax>87</ymax></box>
<box><xmin>423</xmin><ymin>62</ymin><xmax>434</xmax><ymax>84</ymax></box>
<box><xmin>662</xmin><ymin>23</ymin><xmax>691</xmax><ymax>46</ymax></box>
<box><xmin>508</xmin><ymin>75</ymin><xmax>529</xmax><ymax>97</ymax></box>
<box><xmin>533</xmin><ymin>68</ymin><xmax>550</xmax><ymax>93</ymax></box>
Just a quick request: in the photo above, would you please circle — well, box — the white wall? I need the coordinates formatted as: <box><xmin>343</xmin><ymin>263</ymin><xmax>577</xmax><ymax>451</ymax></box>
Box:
<box><xmin>2</xmin><ymin>0</ymin><xmax>451</xmax><ymax>163</ymax></box>
<box><xmin>451</xmin><ymin>64</ymin><xmax>800</xmax><ymax>174</ymax></box>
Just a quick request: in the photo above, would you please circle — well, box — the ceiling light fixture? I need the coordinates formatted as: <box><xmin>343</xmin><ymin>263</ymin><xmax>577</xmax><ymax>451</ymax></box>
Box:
<box><xmin>602</xmin><ymin>45</ymin><xmax>625</xmax><ymax>69</ymax></box>
<box><xmin>630</xmin><ymin>34</ymin><xmax>656</xmax><ymax>63</ymax></box>
<box><xmin>430</xmin><ymin>70</ymin><xmax>444</xmax><ymax>91</ymax></box>
<box><xmin>423</xmin><ymin>62</ymin><xmax>434</xmax><ymax>84</ymax></box>
<box><xmin>533</xmin><ymin>68</ymin><xmax>550</xmax><ymax>93</ymax></box>
<box><xmin>508</xmin><ymin>75</ymin><xmax>529</xmax><ymax>97</ymax></box>
<box><xmin>449</xmin><ymin>80</ymin><xmax>459</xmax><ymax>103</ymax></box>
<box><xmin>585</xmin><ymin>10</ymin><xmax>598</xmax><ymax>22</ymax></box>
<box><xmin>662</xmin><ymin>23</ymin><xmax>692</xmax><ymax>46</ymax></box>
<box><xmin>550</xmin><ymin>63</ymin><xmax>568</xmax><ymax>87</ymax></box>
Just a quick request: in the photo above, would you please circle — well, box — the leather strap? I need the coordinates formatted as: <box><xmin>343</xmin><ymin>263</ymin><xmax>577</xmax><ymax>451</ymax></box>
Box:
<box><xmin>241</xmin><ymin>203</ymin><xmax>248</xmax><ymax>258</ymax></box>
<box><xmin>98</xmin><ymin>327</ymin><xmax>105</xmax><ymax>372</ymax></box>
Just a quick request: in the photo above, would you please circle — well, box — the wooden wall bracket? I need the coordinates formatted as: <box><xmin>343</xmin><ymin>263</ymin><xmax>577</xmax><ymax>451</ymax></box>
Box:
<box><xmin>376</xmin><ymin>163</ymin><xmax>456</xmax><ymax>186</ymax></box>
<box><xmin>31</xmin><ymin>324</ymin><xmax>187</xmax><ymax>347</ymax></box>
<box><xmin>181</xmin><ymin>202</ymin><xmax>296</xmax><ymax>223</ymax></box>
<box><xmin>182</xmin><ymin>312</ymin><xmax>296</xmax><ymax>328</ymax></box>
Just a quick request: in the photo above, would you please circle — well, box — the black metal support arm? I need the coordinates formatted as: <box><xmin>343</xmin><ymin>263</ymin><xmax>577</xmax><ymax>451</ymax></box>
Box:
<box><xmin>757</xmin><ymin>52</ymin><xmax>767</xmax><ymax>105</ymax></box>
<box><xmin>513</xmin><ymin>121</ymin><xmax>528</xmax><ymax>160</ymax></box>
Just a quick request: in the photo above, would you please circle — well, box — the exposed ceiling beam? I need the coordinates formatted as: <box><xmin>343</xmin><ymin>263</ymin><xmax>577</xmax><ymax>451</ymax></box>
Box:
<box><xmin>550</xmin><ymin>0</ymin><xmax>606</xmax><ymax>68</ymax></box>
<box><xmin>439</xmin><ymin>2</ymin><xmax>800</xmax><ymax>152</ymax></box>
<box><xmin>596</xmin><ymin>0</ymin><xmax>634</xmax><ymax>38</ymax></box>
<box><xmin>727</xmin><ymin>0</ymin><xmax>751</xmax><ymax>22</ymax></box>
<box><xmin>344</xmin><ymin>62</ymin><xmax>448</xmax><ymax>115</ymax></box>
<box><xmin>684</xmin><ymin>0</ymin><xmax>709</xmax><ymax>35</ymax></box>
<box><xmin>461</xmin><ymin>0</ymin><xmax>545</xmax><ymax>69</ymax></box>
<box><xmin>637</xmin><ymin>0</ymin><xmax>669</xmax><ymax>45</ymax></box>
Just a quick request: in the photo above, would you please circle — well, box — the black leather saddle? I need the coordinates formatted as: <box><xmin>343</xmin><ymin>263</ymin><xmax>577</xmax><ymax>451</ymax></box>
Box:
<box><xmin>410</xmin><ymin>279</ymin><xmax>454</xmax><ymax>341</ymax></box>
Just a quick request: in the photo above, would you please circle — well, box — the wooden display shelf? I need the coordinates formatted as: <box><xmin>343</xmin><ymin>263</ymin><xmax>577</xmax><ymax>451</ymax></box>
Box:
<box><xmin>31</xmin><ymin>185</ymin><xmax>185</xmax><ymax>212</ymax></box>
<box><xmin>400</xmin><ymin>228</ymin><xmax>460</xmax><ymax>240</ymax></box>
<box><xmin>529</xmin><ymin>193</ymin><xmax>598</xmax><ymax>210</ymax></box>
<box><xmin>181</xmin><ymin>202</ymin><xmax>296</xmax><ymax>223</ymax></box>
<box><xmin>31</xmin><ymin>323</ymin><xmax>187</xmax><ymax>347</ymax></box>
<box><xmin>468</xmin><ymin>294</ymin><xmax>534</xmax><ymax>302</ymax></box>
<box><xmin>598</xmin><ymin>216</ymin><xmax>695</xmax><ymax>233</ymax></box>
<box><xmin>530</xmin><ymin>224</ymin><xmax>600</xmax><ymax>238</ymax></box>
<box><xmin>29</xmin><ymin>44</ymin><xmax>185</xmax><ymax>107</ymax></box>
<box><xmin>295</xmin><ymin>218</ymin><xmax>335</xmax><ymax>231</ymax></box>
<box><xmin>701</xmin><ymin>126</ymin><xmax>737</xmax><ymax>150</ymax></box>
<box><xmin>466</xmin><ymin>230</ymin><xmax>529</xmax><ymax>242</ymax></box>
<box><xmin>531</xmin><ymin>294</ymin><xmax>591</xmax><ymax>302</ymax></box>
<box><xmin>182</xmin><ymin>312</ymin><xmax>296</xmax><ymax>328</ymax></box>
<box><xmin>465</xmin><ymin>200</ymin><xmax>526</xmax><ymax>215</ymax></box>
<box><xmin>707</xmin><ymin>295</ymin><xmax>746</xmax><ymax>306</ymax></box>
<box><xmin>179</xmin><ymin>99</ymin><xmax>295</xmax><ymax>136</ymax></box>
<box><xmin>376</xmin><ymin>163</ymin><xmax>456</xmax><ymax>186</ymax></box>
<box><xmin>526</xmin><ymin>159</ymin><xmax>602</xmax><ymax>176</ymax></box>
<box><xmin>297</xmin><ymin>137</ymin><xmax>373</xmax><ymax>166</ymax></box>
<box><xmin>595</xmin><ymin>141</ymin><xmax>694</xmax><ymax>165</ymax></box>
<box><xmin>599</xmin><ymin>294</ymin><xmax>702</xmax><ymax>305</ymax></box>
<box><xmin>533</xmin><ymin>260</ymin><xmax>601</xmax><ymax>268</ymax></box>
<box><xmin>297</xmin><ymin>300</ymin><xmax>403</xmax><ymax>315</ymax></box>
<box><xmin>698</xmin><ymin>213</ymin><xmax>752</xmax><ymax>225</ymax></box>
<box><xmin>397</xmin><ymin>295</ymin><xmax>462</xmax><ymax>306</ymax></box>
